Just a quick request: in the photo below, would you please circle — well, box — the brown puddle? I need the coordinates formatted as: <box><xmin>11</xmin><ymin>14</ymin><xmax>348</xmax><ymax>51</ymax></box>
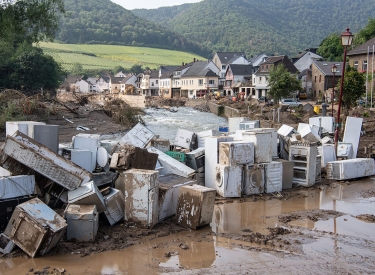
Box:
<box><xmin>0</xmin><ymin>178</ymin><xmax>374</xmax><ymax>274</ymax></box>
<box><xmin>212</xmin><ymin>178</ymin><xmax>375</xmax><ymax>238</ymax></box>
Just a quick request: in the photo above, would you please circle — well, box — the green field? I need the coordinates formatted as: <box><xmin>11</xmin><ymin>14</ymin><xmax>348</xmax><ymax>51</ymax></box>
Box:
<box><xmin>39</xmin><ymin>42</ymin><xmax>205</xmax><ymax>72</ymax></box>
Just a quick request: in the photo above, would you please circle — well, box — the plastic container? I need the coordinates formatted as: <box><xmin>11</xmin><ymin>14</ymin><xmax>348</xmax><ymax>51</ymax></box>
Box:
<box><xmin>165</xmin><ymin>151</ymin><xmax>186</xmax><ymax>163</ymax></box>
<box><xmin>313</xmin><ymin>105</ymin><xmax>321</xmax><ymax>114</ymax></box>
<box><xmin>219</xmin><ymin>126</ymin><xmax>229</xmax><ymax>132</ymax></box>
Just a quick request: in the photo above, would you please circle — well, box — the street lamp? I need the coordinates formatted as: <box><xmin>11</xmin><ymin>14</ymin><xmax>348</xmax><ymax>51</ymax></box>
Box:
<box><xmin>331</xmin><ymin>64</ymin><xmax>337</xmax><ymax>117</ymax></box>
<box><xmin>334</xmin><ymin>28</ymin><xmax>353</xmax><ymax>144</ymax></box>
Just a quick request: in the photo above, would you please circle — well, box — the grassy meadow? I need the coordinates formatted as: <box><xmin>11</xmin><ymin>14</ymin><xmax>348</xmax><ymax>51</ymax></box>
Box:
<box><xmin>39</xmin><ymin>42</ymin><xmax>205</xmax><ymax>72</ymax></box>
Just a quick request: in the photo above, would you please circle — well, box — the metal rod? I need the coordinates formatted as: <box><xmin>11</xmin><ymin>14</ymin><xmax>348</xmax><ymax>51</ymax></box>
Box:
<box><xmin>366</xmin><ymin>46</ymin><xmax>369</xmax><ymax>107</ymax></box>
<box><xmin>332</xmin><ymin>71</ymin><xmax>335</xmax><ymax>117</ymax></box>
<box><xmin>334</xmin><ymin>46</ymin><xmax>348</xmax><ymax>144</ymax></box>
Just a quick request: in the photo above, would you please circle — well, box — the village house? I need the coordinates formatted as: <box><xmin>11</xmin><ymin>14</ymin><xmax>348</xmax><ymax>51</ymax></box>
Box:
<box><xmin>120</xmin><ymin>74</ymin><xmax>137</xmax><ymax>94</ymax></box>
<box><xmin>109</xmin><ymin>76</ymin><xmax>124</xmax><ymax>94</ymax></box>
<box><xmin>224</xmin><ymin>64</ymin><xmax>254</xmax><ymax>97</ymax></box>
<box><xmin>140</xmin><ymin>70</ymin><xmax>159</xmax><ymax>96</ymax></box>
<box><xmin>253</xmin><ymin>55</ymin><xmax>299</xmax><ymax>99</ymax></box>
<box><xmin>212</xmin><ymin>52</ymin><xmax>250</xmax><ymax>89</ymax></box>
<box><xmin>96</xmin><ymin>75</ymin><xmax>110</xmax><ymax>93</ymax></box>
<box><xmin>158</xmin><ymin>66</ymin><xmax>180</xmax><ymax>98</ymax></box>
<box><xmin>310</xmin><ymin>61</ymin><xmax>342</xmax><ymax>101</ymax></box>
<box><xmin>74</xmin><ymin>78</ymin><xmax>98</xmax><ymax>93</ymax></box>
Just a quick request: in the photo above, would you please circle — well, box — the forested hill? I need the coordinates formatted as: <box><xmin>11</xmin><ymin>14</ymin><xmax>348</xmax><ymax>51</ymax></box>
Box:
<box><xmin>132</xmin><ymin>0</ymin><xmax>375</xmax><ymax>56</ymax></box>
<box><xmin>55</xmin><ymin>0</ymin><xmax>210</xmax><ymax>57</ymax></box>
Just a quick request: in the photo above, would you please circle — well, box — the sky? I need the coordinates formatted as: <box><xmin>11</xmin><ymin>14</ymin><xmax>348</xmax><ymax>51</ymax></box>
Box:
<box><xmin>111</xmin><ymin>0</ymin><xmax>202</xmax><ymax>10</ymax></box>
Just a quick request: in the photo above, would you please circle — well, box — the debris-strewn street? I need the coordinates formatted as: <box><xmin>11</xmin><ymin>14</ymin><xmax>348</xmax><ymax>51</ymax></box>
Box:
<box><xmin>0</xmin><ymin>92</ymin><xmax>374</xmax><ymax>275</ymax></box>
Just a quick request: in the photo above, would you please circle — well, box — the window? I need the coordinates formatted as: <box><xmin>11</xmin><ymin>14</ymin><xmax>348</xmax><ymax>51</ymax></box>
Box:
<box><xmin>319</xmin><ymin>75</ymin><xmax>321</xmax><ymax>82</ymax></box>
<box><xmin>314</xmin><ymin>76</ymin><xmax>317</xmax><ymax>83</ymax></box>
<box><xmin>253</xmin><ymin>78</ymin><xmax>256</xmax><ymax>84</ymax></box>
<box><xmin>259</xmin><ymin>77</ymin><xmax>262</xmax><ymax>83</ymax></box>
<box><xmin>198</xmin><ymin>79</ymin><xmax>203</xmax><ymax>85</ymax></box>
<box><xmin>354</xmin><ymin>61</ymin><xmax>358</xmax><ymax>70</ymax></box>
<box><xmin>262</xmin><ymin>66</ymin><xmax>264</xmax><ymax>70</ymax></box>
<box><xmin>222</xmin><ymin>65</ymin><xmax>225</xmax><ymax>70</ymax></box>
<box><xmin>209</xmin><ymin>80</ymin><xmax>215</xmax><ymax>85</ymax></box>
<box><xmin>266</xmin><ymin>65</ymin><xmax>268</xmax><ymax>70</ymax></box>
<box><xmin>363</xmin><ymin>60</ymin><xmax>368</xmax><ymax>71</ymax></box>
<box><xmin>156</xmin><ymin>80</ymin><xmax>158</xmax><ymax>84</ymax></box>
<box><xmin>151</xmin><ymin>82</ymin><xmax>154</xmax><ymax>86</ymax></box>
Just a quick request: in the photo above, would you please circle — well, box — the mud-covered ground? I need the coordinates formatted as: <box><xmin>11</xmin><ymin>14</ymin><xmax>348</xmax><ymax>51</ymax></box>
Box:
<box><xmin>1</xmin><ymin>178</ymin><xmax>375</xmax><ymax>275</ymax></box>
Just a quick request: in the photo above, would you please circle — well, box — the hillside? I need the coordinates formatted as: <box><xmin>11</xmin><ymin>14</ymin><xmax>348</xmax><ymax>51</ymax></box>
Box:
<box><xmin>39</xmin><ymin>42</ymin><xmax>205</xmax><ymax>72</ymax></box>
<box><xmin>132</xmin><ymin>0</ymin><xmax>375</xmax><ymax>56</ymax></box>
<box><xmin>55</xmin><ymin>0</ymin><xmax>210</xmax><ymax>57</ymax></box>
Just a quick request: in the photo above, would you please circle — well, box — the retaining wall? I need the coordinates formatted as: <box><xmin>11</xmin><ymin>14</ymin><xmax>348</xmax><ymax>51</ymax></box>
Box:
<box><xmin>207</xmin><ymin>102</ymin><xmax>240</xmax><ymax>118</ymax></box>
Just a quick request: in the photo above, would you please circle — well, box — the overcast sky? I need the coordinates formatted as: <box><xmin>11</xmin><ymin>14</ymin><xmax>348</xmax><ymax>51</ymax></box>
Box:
<box><xmin>111</xmin><ymin>0</ymin><xmax>202</xmax><ymax>10</ymax></box>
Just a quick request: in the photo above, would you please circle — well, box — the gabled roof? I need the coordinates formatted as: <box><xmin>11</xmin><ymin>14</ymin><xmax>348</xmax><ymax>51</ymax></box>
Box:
<box><xmin>120</xmin><ymin>74</ymin><xmax>135</xmax><ymax>84</ymax></box>
<box><xmin>215</xmin><ymin>52</ymin><xmax>246</xmax><ymax>65</ymax></box>
<box><xmin>110</xmin><ymin>76</ymin><xmax>124</xmax><ymax>83</ymax></box>
<box><xmin>98</xmin><ymin>75</ymin><xmax>110</xmax><ymax>83</ymax></box>
<box><xmin>312</xmin><ymin>61</ymin><xmax>343</xmax><ymax>76</ymax></box>
<box><xmin>347</xmin><ymin>38</ymin><xmax>375</xmax><ymax>56</ymax></box>
<box><xmin>65</xmin><ymin>75</ymin><xmax>83</xmax><ymax>85</ymax></box>
<box><xmin>257</xmin><ymin>55</ymin><xmax>299</xmax><ymax>74</ymax></box>
<box><xmin>249</xmin><ymin>54</ymin><xmax>267</xmax><ymax>66</ymax></box>
<box><xmin>227</xmin><ymin>64</ymin><xmax>253</xmax><ymax>76</ymax></box>
<box><xmin>150</xmin><ymin>70</ymin><xmax>159</xmax><ymax>78</ymax></box>
<box><xmin>182</xmin><ymin>61</ymin><xmax>218</xmax><ymax>77</ymax></box>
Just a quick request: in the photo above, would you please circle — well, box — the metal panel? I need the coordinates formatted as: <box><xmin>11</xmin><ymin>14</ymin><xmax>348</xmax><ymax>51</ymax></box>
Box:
<box><xmin>8</xmin><ymin>198</ymin><xmax>67</xmax><ymax>257</ymax></box>
<box><xmin>275</xmin><ymin>160</ymin><xmax>294</xmax><ymax>190</ymax></box>
<box><xmin>318</xmin><ymin>145</ymin><xmax>336</xmax><ymax>168</ymax></box>
<box><xmin>242</xmin><ymin>132</ymin><xmax>272</xmax><ymax>163</ymax></box>
<box><xmin>204</xmin><ymin>136</ymin><xmax>234</xmax><ymax>190</ymax></box>
<box><xmin>326</xmin><ymin>158</ymin><xmax>375</xmax><ymax>180</ymax></box>
<box><xmin>174</xmin><ymin>129</ymin><xmax>194</xmax><ymax>149</ymax></box>
<box><xmin>185</xmin><ymin>147</ymin><xmax>205</xmax><ymax>172</ymax></box>
<box><xmin>277</xmin><ymin>124</ymin><xmax>297</xmax><ymax>137</ymax></box>
<box><xmin>0</xmin><ymin>175</ymin><xmax>35</xmax><ymax>199</ymax></box>
<box><xmin>196</xmin><ymin>130</ymin><xmax>221</xmax><ymax>148</ymax></box>
<box><xmin>158</xmin><ymin>175</ymin><xmax>195</xmax><ymax>221</ymax></box>
<box><xmin>176</xmin><ymin>185</ymin><xmax>216</xmax><ymax>230</ymax></box>
<box><xmin>2</xmin><ymin>132</ymin><xmax>92</xmax><ymax>190</ymax></box>
<box><xmin>228</xmin><ymin>117</ymin><xmax>249</xmax><ymax>133</ymax></box>
<box><xmin>0</xmin><ymin>233</ymin><xmax>15</xmax><ymax>254</ymax></box>
<box><xmin>264</xmin><ymin>161</ymin><xmax>283</xmax><ymax>193</ymax></box>
<box><xmin>68</xmin><ymin>181</ymin><xmax>106</xmax><ymax>213</ymax></box>
<box><xmin>103</xmin><ymin>188</ymin><xmax>125</xmax><ymax>225</ymax></box>
<box><xmin>150</xmin><ymin>139</ymin><xmax>170</xmax><ymax>153</ymax></box>
<box><xmin>33</xmin><ymin>125</ymin><xmax>59</xmax><ymax>154</ymax></box>
<box><xmin>100</xmin><ymin>140</ymin><xmax>119</xmax><ymax>154</ymax></box>
<box><xmin>73</xmin><ymin>134</ymin><xmax>100</xmax><ymax>172</ymax></box>
<box><xmin>309</xmin><ymin>116</ymin><xmax>335</xmax><ymax>133</ymax></box>
<box><xmin>243</xmin><ymin>164</ymin><xmax>265</xmax><ymax>195</ymax></box>
<box><xmin>62</xmin><ymin>148</ymin><xmax>92</xmax><ymax>172</ymax></box>
<box><xmin>289</xmin><ymin>144</ymin><xmax>317</xmax><ymax>187</ymax></box>
<box><xmin>65</xmin><ymin>204</ymin><xmax>98</xmax><ymax>242</ymax></box>
<box><xmin>117</xmin><ymin>169</ymin><xmax>159</xmax><ymax>228</ymax></box>
<box><xmin>337</xmin><ymin>143</ymin><xmax>354</xmax><ymax>159</ymax></box>
<box><xmin>215</xmin><ymin>165</ymin><xmax>242</xmax><ymax>198</ymax></box>
<box><xmin>119</xmin><ymin>123</ymin><xmax>154</xmax><ymax>148</ymax></box>
<box><xmin>0</xmin><ymin>167</ymin><xmax>11</xmax><ymax>177</ymax></box>
<box><xmin>343</xmin><ymin>117</ymin><xmax>363</xmax><ymax>158</ymax></box>
<box><xmin>219</xmin><ymin>141</ymin><xmax>254</xmax><ymax>166</ymax></box>
<box><xmin>147</xmin><ymin>147</ymin><xmax>195</xmax><ymax>178</ymax></box>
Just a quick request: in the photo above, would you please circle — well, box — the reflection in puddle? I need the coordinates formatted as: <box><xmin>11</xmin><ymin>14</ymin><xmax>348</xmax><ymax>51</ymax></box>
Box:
<box><xmin>211</xmin><ymin>179</ymin><xmax>375</xmax><ymax>238</ymax></box>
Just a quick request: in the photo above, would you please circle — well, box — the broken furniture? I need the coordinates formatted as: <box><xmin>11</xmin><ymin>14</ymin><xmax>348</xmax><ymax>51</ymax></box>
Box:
<box><xmin>275</xmin><ymin>159</ymin><xmax>294</xmax><ymax>189</ymax></box>
<box><xmin>62</xmin><ymin>148</ymin><xmax>92</xmax><ymax>172</ymax></box>
<box><xmin>337</xmin><ymin>143</ymin><xmax>354</xmax><ymax>160</ymax></box>
<box><xmin>158</xmin><ymin>174</ymin><xmax>195</xmax><ymax>221</ymax></box>
<box><xmin>173</xmin><ymin>129</ymin><xmax>194</xmax><ymax>149</ymax></box>
<box><xmin>115</xmin><ymin>169</ymin><xmax>159</xmax><ymax>228</ymax></box>
<box><xmin>326</xmin><ymin>158</ymin><xmax>375</xmax><ymax>180</ymax></box>
<box><xmin>65</xmin><ymin>204</ymin><xmax>99</xmax><ymax>242</ymax></box>
<box><xmin>185</xmin><ymin>147</ymin><xmax>205</xmax><ymax>173</ymax></box>
<box><xmin>0</xmin><ymin>233</ymin><xmax>15</xmax><ymax>254</ymax></box>
<box><xmin>239</xmin><ymin>120</ymin><xmax>260</xmax><ymax>130</ymax></box>
<box><xmin>4</xmin><ymin>198</ymin><xmax>67</xmax><ymax>258</ymax></box>
<box><xmin>176</xmin><ymin>184</ymin><xmax>216</xmax><ymax>230</ymax></box>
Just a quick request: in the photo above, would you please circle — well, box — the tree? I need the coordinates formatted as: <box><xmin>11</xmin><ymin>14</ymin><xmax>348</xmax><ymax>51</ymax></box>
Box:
<box><xmin>130</xmin><ymin>64</ymin><xmax>144</xmax><ymax>74</ymax></box>
<box><xmin>317</xmin><ymin>33</ymin><xmax>344</xmax><ymax>61</ymax></box>
<box><xmin>354</xmin><ymin>18</ymin><xmax>375</xmax><ymax>47</ymax></box>
<box><xmin>337</xmin><ymin>66</ymin><xmax>366</xmax><ymax>114</ymax></box>
<box><xmin>0</xmin><ymin>0</ymin><xmax>66</xmax><ymax>91</ymax></box>
<box><xmin>268</xmin><ymin>64</ymin><xmax>302</xmax><ymax>103</ymax></box>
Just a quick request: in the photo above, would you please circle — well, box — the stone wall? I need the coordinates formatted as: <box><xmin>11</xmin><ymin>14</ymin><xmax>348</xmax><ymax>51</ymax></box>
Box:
<box><xmin>119</xmin><ymin>95</ymin><xmax>146</xmax><ymax>108</ymax></box>
<box><xmin>207</xmin><ymin>102</ymin><xmax>240</xmax><ymax>118</ymax></box>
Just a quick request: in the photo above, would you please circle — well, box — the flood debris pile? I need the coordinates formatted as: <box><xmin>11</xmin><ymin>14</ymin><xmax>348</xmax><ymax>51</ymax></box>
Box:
<box><xmin>0</xmin><ymin>121</ymin><xmax>216</xmax><ymax>258</ymax></box>
<box><xmin>0</xmin><ymin>113</ymin><xmax>374</xmax><ymax>259</ymax></box>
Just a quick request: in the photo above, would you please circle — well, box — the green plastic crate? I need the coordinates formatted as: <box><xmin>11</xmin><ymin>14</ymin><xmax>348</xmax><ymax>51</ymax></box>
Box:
<box><xmin>165</xmin><ymin>151</ymin><xmax>186</xmax><ymax>163</ymax></box>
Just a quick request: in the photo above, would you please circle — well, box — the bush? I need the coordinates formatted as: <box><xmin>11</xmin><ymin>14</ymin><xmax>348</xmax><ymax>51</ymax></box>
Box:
<box><xmin>363</xmin><ymin>112</ymin><xmax>369</xmax><ymax>117</ymax></box>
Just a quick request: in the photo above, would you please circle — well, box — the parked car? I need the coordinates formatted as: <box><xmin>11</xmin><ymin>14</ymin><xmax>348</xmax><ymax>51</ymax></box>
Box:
<box><xmin>357</xmin><ymin>97</ymin><xmax>366</xmax><ymax>106</ymax></box>
<box><xmin>281</xmin><ymin>98</ymin><xmax>303</xmax><ymax>108</ymax></box>
<box><xmin>257</xmin><ymin>96</ymin><xmax>274</xmax><ymax>105</ymax></box>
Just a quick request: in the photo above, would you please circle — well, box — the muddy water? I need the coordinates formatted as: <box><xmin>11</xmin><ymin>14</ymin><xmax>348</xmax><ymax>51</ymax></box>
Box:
<box><xmin>212</xmin><ymin>178</ymin><xmax>375</xmax><ymax>238</ymax></box>
<box><xmin>1</xmin><ymin>179</ymin><xmax>374</xmax><ymax>274</ymax></box>
<box><xmin>142</xmin><ymin>107</ymin><xmax>228</xmax><ymax>142</ymax></box>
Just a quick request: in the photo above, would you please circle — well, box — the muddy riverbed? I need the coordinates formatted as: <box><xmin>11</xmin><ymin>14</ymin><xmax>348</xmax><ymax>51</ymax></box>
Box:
<box><xmin>1</xmin><ymin>177</ymin><xmax>374</xmax><ymax>275</ymax></box>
